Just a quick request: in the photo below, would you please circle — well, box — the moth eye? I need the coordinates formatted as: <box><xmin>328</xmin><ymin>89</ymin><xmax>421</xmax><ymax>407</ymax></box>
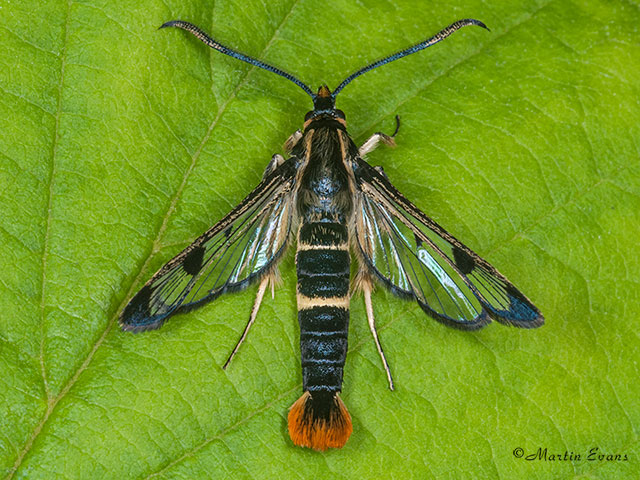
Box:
<box><xmin>335</xmin><ymin>109</ymin><xmax>345</xmax><ymax>119</ymax></box>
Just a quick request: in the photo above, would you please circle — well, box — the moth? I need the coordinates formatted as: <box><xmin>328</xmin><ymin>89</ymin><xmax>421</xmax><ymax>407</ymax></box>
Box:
<box><xmin>120</xmin><ymin>19</ymin><xmax>544</xmax><ymax>451</ymax></box>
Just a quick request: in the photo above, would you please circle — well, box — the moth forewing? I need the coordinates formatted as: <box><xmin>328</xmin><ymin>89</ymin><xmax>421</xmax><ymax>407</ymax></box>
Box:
<box><xmin>119</xmin><ymin>158</ymin><xmax>297</xmax><ymax>332</ymax></box>
<box><xmin>352</xmin><ymin>158</ymin><xmax>542</xmax><ymax>329</ymax></box>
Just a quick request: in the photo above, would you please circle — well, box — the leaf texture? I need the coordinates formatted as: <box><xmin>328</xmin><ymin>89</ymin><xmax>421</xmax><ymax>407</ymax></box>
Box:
<box><xmin>1</xmin><ymin>0</ymin><xmax>639</xmax><ymax>478</ymax></box>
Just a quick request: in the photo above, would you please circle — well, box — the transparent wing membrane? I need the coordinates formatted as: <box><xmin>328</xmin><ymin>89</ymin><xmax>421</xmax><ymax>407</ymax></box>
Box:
<box><xmin>354</xmin><ymin>158</ymin><xmax>543</xmax><ymax>330</ymax></box>
<box><xmin>120</xmin><ymin>160</ymin><xmax>296</xmax><ymax>332</ymax></box>
<box><xmin>357</xmin><ymin>192</ymin><xmax>486</xmax><ymax>329</ymax></box>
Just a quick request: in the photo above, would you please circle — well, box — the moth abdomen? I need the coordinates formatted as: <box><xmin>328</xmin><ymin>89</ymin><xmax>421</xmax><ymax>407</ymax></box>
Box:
<box><xmin>298</xmin><ymin>305</ymin><xmax>349</xmax><ymax>391</ymax></box>
<box><xmin>297</xmin><ymin>248</ymin><xmax>350</xmax><ymax>299</ymax></box>
<box><xmin>290</xmin><ymin>220</ymin><xmax>352</xmax><ymax>450</ymax></box>
<box><xmin>296</xmin><ymin>236</ymin><xmax>351</xmax><ymax>392</ymax></box>
<box><xmin>291</xmin><ymin>302</ymin><xmax>352</xmax><ymax>451</ymax></box>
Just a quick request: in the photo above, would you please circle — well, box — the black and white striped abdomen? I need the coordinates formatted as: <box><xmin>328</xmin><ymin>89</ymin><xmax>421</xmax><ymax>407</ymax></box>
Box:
<box><xmin>296</xmin><ymin>221</ymin><xmax>350</xmax><ymax>393</ymax></box>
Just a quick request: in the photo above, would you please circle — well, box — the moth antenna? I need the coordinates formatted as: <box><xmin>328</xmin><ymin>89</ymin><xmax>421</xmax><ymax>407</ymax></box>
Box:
<box><xmin>332</xmin><ymin>19</ymin><xmax>489</xmax><ymax>97</ymax></box>
<box><xmin>288</xmin><ymin>391</ymin><xmax>352</xmax><ymax>451</ymax></box>
<box><xmin>161</xmin><ymin>20</ymin><xmax>315</xmax><ymax>99</ymax></box>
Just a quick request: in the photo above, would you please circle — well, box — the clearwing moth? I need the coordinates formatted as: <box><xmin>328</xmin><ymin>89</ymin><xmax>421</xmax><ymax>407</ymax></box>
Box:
<box><xmin>120</xmin><ymin>19</ymin><xmax>544</xmax><ymax>451</ymax></box>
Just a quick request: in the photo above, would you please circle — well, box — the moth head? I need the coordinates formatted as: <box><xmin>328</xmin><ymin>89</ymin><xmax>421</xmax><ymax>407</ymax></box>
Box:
<box><xmin>304</xmin><ymin>85</ymin><xmax>346</xmax><ymax>123</ymax></box>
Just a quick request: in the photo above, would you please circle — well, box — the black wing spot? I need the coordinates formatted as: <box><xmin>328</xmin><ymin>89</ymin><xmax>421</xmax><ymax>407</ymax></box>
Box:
<box><xmin>183</xmin><ymin>245</ymin><xmax>205</xmax><ymax>275</ymax></box>
<box><xmin>453</xmin><ymin>246</ymin><xmax>475</xmax><ymax>274</ymax></box>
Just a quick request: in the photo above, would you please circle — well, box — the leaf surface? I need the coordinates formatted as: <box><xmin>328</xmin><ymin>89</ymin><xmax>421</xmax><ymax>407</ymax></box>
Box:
<box><xmin>1</xmin><ymin>0</ymin><xmax>638</xmax><ymax>478</ymax></box>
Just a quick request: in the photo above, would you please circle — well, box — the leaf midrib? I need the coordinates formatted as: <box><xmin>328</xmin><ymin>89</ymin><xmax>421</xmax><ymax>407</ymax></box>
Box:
<box><xmin>9</xmin><ymin>1</ymin><xmax>74</xmax><ymax>477</ymax></box>
<box><xmin>39</xmin><ymin>0</ymin><xmax>72</xmax><ymax>419</ymax></box>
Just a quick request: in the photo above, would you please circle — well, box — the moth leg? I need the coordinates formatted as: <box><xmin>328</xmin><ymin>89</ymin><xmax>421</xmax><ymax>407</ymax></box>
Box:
<box><xmin>362</xmin><ymin>281</ymin><xmax>395</xmax><ymax>390</ymax></box>
<box><xmin>358</xmin><ymin>115</ymin><xmax>400</xmax><ymax>156</ymax></box>
<box><xmin>283</xmin><ymin>129</ymin><xmax>303</xmax><ymax>153</ymax></box>
<box><xmin>262</xmin><ymin>154</ymin><xmax>286</xmax><ymax>179</ymax></box>
<box><xmin>359</xmin><ymin>133</ymin><xmax>395</xmax><ymax>157</ymax></box>
<box><xmin>223</xmin><ymin>276</ymin><xmax>269</xmax><ymax>369</ymax></box>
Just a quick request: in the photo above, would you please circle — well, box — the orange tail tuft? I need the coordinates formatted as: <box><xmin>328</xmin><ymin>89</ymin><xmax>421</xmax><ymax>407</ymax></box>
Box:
<box><xmin>288</xmin><ymin>391</ymin><xmax>352</xmax><ymax>451</ymax></box>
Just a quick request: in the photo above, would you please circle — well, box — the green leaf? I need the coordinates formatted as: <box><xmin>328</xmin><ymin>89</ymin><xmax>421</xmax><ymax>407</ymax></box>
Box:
<box><xmin>1</xmin><ymin>0</ymin><xmax>638</xmax><ymax>478</ymax></box>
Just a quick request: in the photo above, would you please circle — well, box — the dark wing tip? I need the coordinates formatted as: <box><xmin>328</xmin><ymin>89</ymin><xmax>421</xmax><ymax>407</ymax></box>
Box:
<box><xmin>513</xmin><ymin>313</ymin><xmax>545</xmax><ymax>329</ymax></box>
<box><xmin>492</xmin><ymin>313</ymin><xmax>545</xmax><ymax>329</ymax></box>
<box><xmin>119</xmin><ymin>285</ymin><xmax>167</xmax><ymax>333</ymax></box>
<box><xmin>488</xmin><ymin>284</ymin><xmax>544</xmax><ymax>328</ymax></box>
<box><xmin>492</xmin><ymin>309</ymin><xmax>545</xmax><ymax>329</ymax></box>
